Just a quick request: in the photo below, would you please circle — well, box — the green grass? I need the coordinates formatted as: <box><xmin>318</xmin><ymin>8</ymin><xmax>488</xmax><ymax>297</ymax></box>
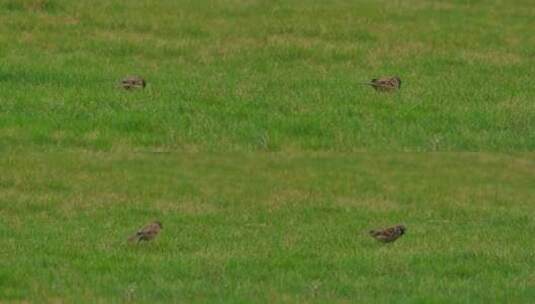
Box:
<box><xmin>1</xmin><ymin>0</ymin><xmax>534</xmax><ymax>151</ymax></box>
<box><xmin>1</xmin><ymin>152</ymin><xmax>534</xmax><ymax>302</ymax></box>
<box><xmin>1</xmin><ymin>0</ymin><xmax>535</xmax><ymax>302</ymax></box>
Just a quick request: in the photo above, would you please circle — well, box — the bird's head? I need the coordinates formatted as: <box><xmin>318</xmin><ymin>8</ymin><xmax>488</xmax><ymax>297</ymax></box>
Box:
<box><xmin>397</xmin><ymin>224</ymin><xmax>406</xmax><ymax>235</ymax></box>
<box><xmin>394</xmin><ymin>76</ymin><xmax>401</xmax><ymax>88</ymax></box>
<box><xmin>154</xmin><ymin>221</ymin><xmax>163</xmax><ymax>229</ymax></box>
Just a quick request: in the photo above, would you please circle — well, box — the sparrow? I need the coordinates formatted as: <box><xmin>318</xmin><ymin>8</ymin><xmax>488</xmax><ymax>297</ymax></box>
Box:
<box><xmin>128</xmin><ymin>221</ymin><xmax>162</xmax><ymax>243</ymax></box>
<box><xmin>120</xmin><ymin>75</ymin><xmax>146</xmax><ymax>90</ymax></box>
<box><xmin>359</xmin><ymin>76</ymin><xmax>401</xmax><ymax>92</ymax></box>
<box><xmin>369</xmin><ymin>224</ymin><xmax>406</xmax><ymax>243</ymax></box>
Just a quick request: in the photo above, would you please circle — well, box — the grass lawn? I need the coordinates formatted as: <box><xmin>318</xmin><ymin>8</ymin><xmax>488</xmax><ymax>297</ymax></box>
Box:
<box><xmin>1</xmin><ymin>0</ymin><xmax>534</xmax><ymax>151</ymax></box>
<box><xmin>1</xmin><ymin>0</ymin><xmax>535</xmax><ymax>303</ymax></box>
<box><xmin>1</xmin><ymin>152</ymin><xmax>534</xmax><ymax>302</ymax></box>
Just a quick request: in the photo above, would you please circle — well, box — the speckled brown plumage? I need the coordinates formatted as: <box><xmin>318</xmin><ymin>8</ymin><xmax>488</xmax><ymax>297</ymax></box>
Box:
<box><xmin>369</xmin><ymin>224</ymin><xmax>406</xmax><ymax>243</ymax></box>
<box><xmin>128</xmin><ymin>221</ymin><xmax>162</xmax><ymax>243</ymax></box>
<box><xmin>360</xmin><ymin>76</ymin><xmax>401</xmax><ymax>92</ymax></box>
<box><xmin>120</xmin><ymin>75</ymin><xmax>146</xmax><ymax>90</ymax></box>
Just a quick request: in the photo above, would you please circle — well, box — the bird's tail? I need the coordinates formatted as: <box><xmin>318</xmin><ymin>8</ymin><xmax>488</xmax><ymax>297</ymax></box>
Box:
<box><xmin>128</xmin><ymin>234</ymin><xmax>141</xmax><ymax>243</ymax></box>
<box><xmin>369</xmin><ymin>230</ymin><xmax>379</xmax><ymax>236</ymax></box>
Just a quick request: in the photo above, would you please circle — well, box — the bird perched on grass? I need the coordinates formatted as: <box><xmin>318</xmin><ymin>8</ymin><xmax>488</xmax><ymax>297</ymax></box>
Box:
<box><xmin>128</xmin><ymin>221</ymin><xmax>162</xmax><ymax>243</ymax></box>
<box><xmin>359</xmin><ymin>76</ymin><xmax>401</xmax><ymax>92</ymax></box>
<box><xmin>120</xmin><ymin>75</ymin><xmax>146</xmax><ymax>90</ymax></box>
<box><xmin>369</xmin><ymin>224</ymin><xmax>406</xmax><ymax>243</ymax></box>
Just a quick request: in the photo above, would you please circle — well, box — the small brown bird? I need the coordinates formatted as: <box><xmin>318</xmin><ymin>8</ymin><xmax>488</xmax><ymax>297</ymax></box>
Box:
<box><xmin>369</xmin><ymin>224</ymin><xmax>406</xmax><ymax>243</ymax></box>
<box><xmin>360</xmin><ymin>76</ymin><xmax>401</xmax><ymax>92</ymax></box>
<box><xmin>120</xmin><ymin>75</ymin><xmax>146</xmax><ymax>90</ymax></box>
<box><xmin>128</xmin><ymin>221</ymin><xmax>162</xmax><ymax>243</ymax></box>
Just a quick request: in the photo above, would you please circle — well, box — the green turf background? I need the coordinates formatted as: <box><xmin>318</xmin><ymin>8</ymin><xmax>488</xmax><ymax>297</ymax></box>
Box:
<box><xmin>1</xmin><ymin>0</ymin><xmax>534</xmax><ymax>151</ymax></box>
<box><xmin>1</xmin><ymin>0</ymin><xmax>534</xmax><ymax>302</ymax></box>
